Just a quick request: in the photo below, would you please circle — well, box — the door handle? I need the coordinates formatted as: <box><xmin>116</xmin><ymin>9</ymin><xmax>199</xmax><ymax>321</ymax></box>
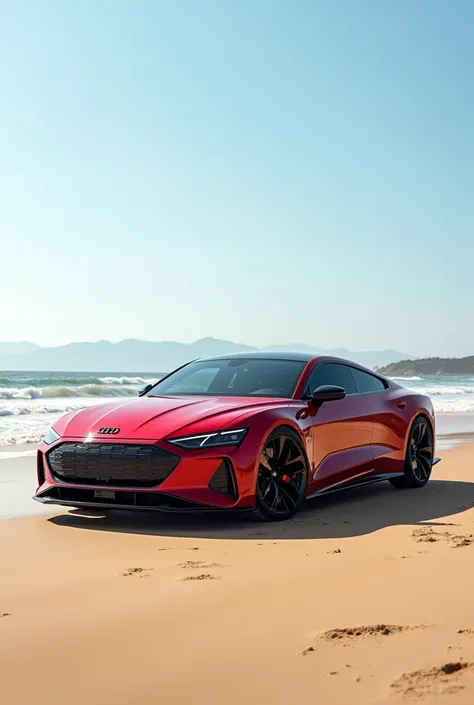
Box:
<box><xmin>396</xmin><ymin>401</ymin><xmax>407</xmax><ymax>409</ymax></box>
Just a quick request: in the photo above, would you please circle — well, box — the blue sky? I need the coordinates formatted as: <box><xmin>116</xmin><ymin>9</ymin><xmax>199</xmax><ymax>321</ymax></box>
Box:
<box><xmin>1</xmin><ymin>0</ymin><xmax>472</xmax><ymax>356</ymax></box>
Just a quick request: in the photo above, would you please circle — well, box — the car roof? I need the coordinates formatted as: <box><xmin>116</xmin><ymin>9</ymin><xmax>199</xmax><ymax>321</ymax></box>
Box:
<box><xmin>193</xmin><ymin>351</ymin><xmax>391</xmax><ymax>382</ymax></box>
<box><xmin>197</xmin><ymin>351</ymin><xmax>316</xmax><ymax>363</ymax></box>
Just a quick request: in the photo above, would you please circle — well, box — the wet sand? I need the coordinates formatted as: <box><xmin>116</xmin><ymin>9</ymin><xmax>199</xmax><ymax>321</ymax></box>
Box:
<box><xmin>1</xmin><ymin>445</ymin><xmax>474</xmax><ymax>704</ymax></box>
<box><xmin>0</xmin><ymin>449</ymin><xmax>50</xmax><ymax>520</ymax></box>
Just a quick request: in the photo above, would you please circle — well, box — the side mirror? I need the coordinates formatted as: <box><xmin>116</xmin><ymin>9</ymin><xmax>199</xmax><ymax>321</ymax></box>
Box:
<box><xmin>138</xmin><ymin>383</ymin><xmax>153</xmax><ymax>397</ymax></box>
<box><xmin>310</xmin><ymin>384</ymin><xmax>346</xmax><ymax>405</ymax></box>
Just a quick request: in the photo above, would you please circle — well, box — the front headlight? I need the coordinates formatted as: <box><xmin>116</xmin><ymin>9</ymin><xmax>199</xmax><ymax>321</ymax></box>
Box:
<box><xmin>43</xmin><ymin>426</ymin><xmax>61</xmax><ymax>445</ymax></box>
<box><xmin>168</xmin><ymin>428</ymin><xmax>247</xmax><ymax>449</ymax></box>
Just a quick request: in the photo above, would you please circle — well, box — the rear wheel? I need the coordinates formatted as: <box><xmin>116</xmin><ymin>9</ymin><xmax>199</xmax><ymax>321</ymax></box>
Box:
<box><xmin>389</xmin><ymin>416</ymin><xmax>433</xmax><ymax>489</ymax></box>
<box><xmin>247</xmin><ymin>428</ymin><xmax>309</xmax><ymax>521</ymax></box>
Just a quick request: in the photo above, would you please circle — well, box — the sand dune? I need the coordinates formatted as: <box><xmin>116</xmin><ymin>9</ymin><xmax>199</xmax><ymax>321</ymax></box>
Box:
<box><xmin>1</xmin><ymin>445</ymin><xmax>474</xmax><ymax>704</ymax></box>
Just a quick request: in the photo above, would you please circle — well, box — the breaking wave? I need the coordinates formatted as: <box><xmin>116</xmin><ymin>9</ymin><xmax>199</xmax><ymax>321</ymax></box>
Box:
<box><xmin>0</xmin><ymin>381</ymin><xmax>157</xmax><ymax>400</ymax></box>
<box><xmin>434</xmin><ymin>399</ymin><xmax>474</xmax><ymax>413</ymax></box>
<box><xmin>390</xmin><ymin>376</ymin><xmax>422</xmax><ymax>381</ymax></box>
<box><xmin>0</xmin><ymin>401</ymin><xmax>94</xmax><ymax>417</ymax></box>
<box><xmin>410</xmin><ymin>386</ymin><xmax>474</xmax><ymax>396</ymax></box>
<box><xmin>0</xmin><ymin>375</ymin><xmax>155</xmax><ymax>387</ymax></box>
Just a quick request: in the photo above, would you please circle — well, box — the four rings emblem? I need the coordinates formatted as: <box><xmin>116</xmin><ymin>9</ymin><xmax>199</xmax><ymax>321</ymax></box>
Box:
<box><xmin>97</xmin><ymin>427</ymin><xmax>120</xmax><ymax>435</ymax></box>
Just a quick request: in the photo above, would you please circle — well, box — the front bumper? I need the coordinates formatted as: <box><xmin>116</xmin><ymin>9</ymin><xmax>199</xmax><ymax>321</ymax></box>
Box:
<box><xmin>33</xmin><ymin>486</ymin><xmax>247</xmax><ymax>513</ymax></box>
<box><xmin>34</xmin><ymin>437</ymin><xmax>259</xmax><ymax>512</ymax></box>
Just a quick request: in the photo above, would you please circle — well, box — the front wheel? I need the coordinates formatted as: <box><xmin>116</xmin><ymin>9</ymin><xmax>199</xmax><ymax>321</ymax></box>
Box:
<box><xmin>247</xmin><ymin>428</ymin><xmax>309</xmax><ymax>521</ymax></box>
<box><xmin>390</xmin><ymin>416</ymin><xmax>434</xmax><ymax>489</ymax></box>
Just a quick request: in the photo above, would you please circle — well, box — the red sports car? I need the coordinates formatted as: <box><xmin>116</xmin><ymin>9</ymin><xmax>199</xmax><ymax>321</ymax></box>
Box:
<box><xmin>34</xmin><ymin>353</ymin><xmax>439</xmax><ymax>521</ymax></box>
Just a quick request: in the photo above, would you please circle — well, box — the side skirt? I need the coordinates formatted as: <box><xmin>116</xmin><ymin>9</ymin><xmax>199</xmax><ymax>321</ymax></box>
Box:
<box><xmin>307</xmin><ymin>456</ymin><xmax>441</xmax><ymax>501</ymax></box>
<box><xmin>306</xmin><ymin>472</ymin><xmax>408</xmax><ymax>501</ymax></box>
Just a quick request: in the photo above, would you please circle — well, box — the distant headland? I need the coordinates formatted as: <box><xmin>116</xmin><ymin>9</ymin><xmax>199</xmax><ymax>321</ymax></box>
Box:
<box><xmin>378</xmin><ymin>356</ymin><xmax>474</xmax><ymax>377</ymax></box>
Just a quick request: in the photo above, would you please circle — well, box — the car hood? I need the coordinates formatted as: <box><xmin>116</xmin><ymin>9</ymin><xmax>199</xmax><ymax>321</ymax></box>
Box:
<box><xmin>53</xmin><ymin>395</ymin><xmax>288</xmax><ymax>441</ymax></box>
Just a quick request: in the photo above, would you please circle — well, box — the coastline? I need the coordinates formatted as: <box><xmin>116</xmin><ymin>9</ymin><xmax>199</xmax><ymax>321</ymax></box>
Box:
<box><xmin>0</xmin><ymin>443</ymin><xmax>36</xmax><ymax>459</ymax></box>
<box><xmin>435</xmin><ymin>413</ymin><xmax>474</xmax><ymax>449</ymax></box>
<box><xmin>1</xmin><ymin>443</ymin><xmax>474</xmax><ymax>704</ymax></box>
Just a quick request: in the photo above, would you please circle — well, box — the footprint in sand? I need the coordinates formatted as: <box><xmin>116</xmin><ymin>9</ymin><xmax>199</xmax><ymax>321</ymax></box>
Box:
<box><xmin>121</xmin><ymin>567</ymin><xmax>153</xmax><ymax>578</ymax></box>
<box><xmin>1</xmin><ymin>613</ymin><xmax>12</xmax><ymax>618</ymax></box>
<box><xmin>302</xmin><ymin>624</ymin><xmax>418</xmax><ymax>654</ymax></box>
<box><xmin>412</xmin><ymin>527</ymin><xmax>440</xmax><ymax>543</ymax></box>
<box><xmin>458</xmin><ymin>629</ymin><xmax>474</xmax><ymax>636</ymax></box>
<box><xmin>322</xmin><ymin>624</ymin><xmax>415</xmax><ymax>641</ymax></box>
<box><xmin>178</xmin><ymin>560</ymin><xmax>227</xmax><ymax>569</ymax></box>
<box><xmin>390</xmin><ymin>661</ymin><xmax>474</xmax><ymax>698</ymax></box>
<box><xmin>182</xmin><ymin>574</ymin><xmax>220</xmax><ymax>581</ymax></box>
<box><xmin>449</xmin><ymin>533</ymin><xmax>473</xmax><ymax>548</ymax></box>
<box><xmin>412</xmin><ymin>527</ymin><xmax>473</xmax><ymax>547</ymax></box>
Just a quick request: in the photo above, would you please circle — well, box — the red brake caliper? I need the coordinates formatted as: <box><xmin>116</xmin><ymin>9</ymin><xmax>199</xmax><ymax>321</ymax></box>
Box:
<box><xmin>281</xmin><ymin>474</ymin><xmax>292</xmax><ymax>483</ymax></box>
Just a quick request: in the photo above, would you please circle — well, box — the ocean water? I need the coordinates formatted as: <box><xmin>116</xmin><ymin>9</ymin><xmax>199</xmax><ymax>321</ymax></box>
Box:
<box><xmin>1</xmin><ymin>371</ymin><xmax>474</xmax><ymax>447</ymax></box>
<box><xmin>0</xmin><ymin>371</ymin><xmax>160</xmax><ymax>446</ymax></box>
<box><xmin>390</xmin><ymin>376</ymin><xmax>474</xmax><ymax>412</ymax></box>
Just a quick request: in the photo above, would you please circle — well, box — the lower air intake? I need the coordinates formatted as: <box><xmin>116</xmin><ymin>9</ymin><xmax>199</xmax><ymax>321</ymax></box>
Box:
<box><xmin>208</xmin><ymin>460</ymin><xmax>238</xmax><ymax>499</ymax></box>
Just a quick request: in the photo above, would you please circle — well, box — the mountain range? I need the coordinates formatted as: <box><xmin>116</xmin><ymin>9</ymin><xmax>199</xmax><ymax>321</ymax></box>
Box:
<box><xmin>0</xmin><ymin>338</ymin><xmax>411</xmax><ymax>373</ymax></box>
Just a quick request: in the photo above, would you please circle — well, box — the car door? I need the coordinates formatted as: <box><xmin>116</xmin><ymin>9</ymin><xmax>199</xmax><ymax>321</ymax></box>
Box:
<box><xmin>306</xmin><ymin>362</ymin><xmax>374</xmax><ymax>495</ymax></box>
<box><xmin>350</xmin><ymin>366</ymin><xmax>407</xmax><ymax>474</ymax></box>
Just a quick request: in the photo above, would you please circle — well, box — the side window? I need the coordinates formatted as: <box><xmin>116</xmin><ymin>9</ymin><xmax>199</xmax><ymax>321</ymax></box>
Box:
<box><xmin>305</xmin><ymin>363</ymin><xmax>357</xmax><ymax>396</ymax></box>
<box><xmin>351</xmin><ymin>367</ymin><xmax>387</xmax><ymax>394</ymax></box>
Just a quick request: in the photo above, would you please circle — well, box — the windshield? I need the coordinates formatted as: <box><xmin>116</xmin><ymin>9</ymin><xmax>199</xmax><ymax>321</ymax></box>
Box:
<box><xmin>147</xmin><ymin>358</ymin><xmax>307</xmax><ymax>398</ymax></box>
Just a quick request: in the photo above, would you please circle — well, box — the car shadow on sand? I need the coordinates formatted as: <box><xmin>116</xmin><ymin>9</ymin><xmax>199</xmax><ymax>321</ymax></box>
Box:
<box><xmin>48</xmin><ymin>478</ymin><xmax>474</xmax><ymax>541</ymax></box>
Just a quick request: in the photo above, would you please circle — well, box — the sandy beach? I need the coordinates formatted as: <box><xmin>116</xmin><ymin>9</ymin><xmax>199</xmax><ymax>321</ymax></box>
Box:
<box><xmin>1</xmin><ymin>445</ymin><xmax>474</xmax><ymax>705</ymax></box>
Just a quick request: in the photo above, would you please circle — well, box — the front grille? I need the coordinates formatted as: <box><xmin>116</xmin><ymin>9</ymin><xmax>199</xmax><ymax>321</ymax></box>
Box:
<box><xmin>48</xmin><ymin>442</ymin><xmax>180</xmax><ymax>487</ymax></box>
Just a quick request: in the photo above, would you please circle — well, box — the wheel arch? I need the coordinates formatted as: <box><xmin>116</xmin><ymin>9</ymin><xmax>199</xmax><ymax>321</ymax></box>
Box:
<box><xmin>259</xmin><ymin>421</ymin><xmax>309</xmax><ymax>457</ymax></box>
<box><xmin>249</xmin><ymin>420</ymin><xmax>309</xmax><ymax>473</ymax></box>
<box><xmin>403</xmin><ymin>409</ymin><xmax>434</xmax><ymax>457</ymax></box>
<box><xmin>248</xmin><ymin>422</ymin><xmax>311</xmax><ymax>521</ymax></box>
<box><xmin>256</xmin><ymin>422</ymin><xmax>311</xmax><ymax>477</ymax></box>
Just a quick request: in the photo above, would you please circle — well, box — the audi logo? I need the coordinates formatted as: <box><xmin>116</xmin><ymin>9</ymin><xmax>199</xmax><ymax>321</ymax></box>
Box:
<box><xmin>97</xmin><ymin>427</ymin><xmax>120</xmax><ymax>435</ymax></box>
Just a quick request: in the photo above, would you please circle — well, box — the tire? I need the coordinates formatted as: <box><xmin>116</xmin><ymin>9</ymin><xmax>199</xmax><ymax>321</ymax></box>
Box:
<box><xmin>247</xmin><ymin>427</ymin><xmax>309</xmax><ymax>521</ymax></box>
<box><xmin>389</xmin><ymin>416</ymin><xmax>434</xmax><ymax>489</ymax></box>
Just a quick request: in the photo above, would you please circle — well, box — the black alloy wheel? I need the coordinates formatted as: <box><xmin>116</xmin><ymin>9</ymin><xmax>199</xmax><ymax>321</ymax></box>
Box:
<box><xmin>390</xmin><ymin>416</ymin><xmax>434</xmax><ymax>489</ymax></box>
<box><xmin>248</xmin><ymin>428</ymin><xmax>308</xmax><ymax>521</ymax></box>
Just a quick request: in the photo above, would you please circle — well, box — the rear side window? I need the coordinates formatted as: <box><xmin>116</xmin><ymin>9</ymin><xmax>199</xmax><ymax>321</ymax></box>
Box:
<box><xmin>305</xmin><ymin>363</ymin><xmax>357</xmax><ymax>396</ymax></box>
<box><xmin>351</xmin><ymin>367</ymin><xmax>388</xmax><ymax>394</ymax></box>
